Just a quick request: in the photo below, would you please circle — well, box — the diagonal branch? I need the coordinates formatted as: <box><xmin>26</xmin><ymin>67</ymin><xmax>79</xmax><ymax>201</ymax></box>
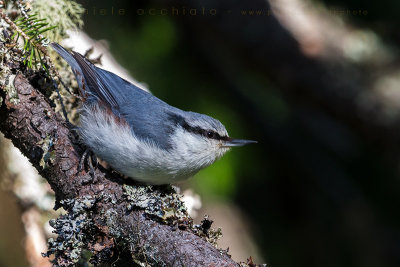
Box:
<box><xmin>0</xmin><ymin>62</ymin><xmax>237</xmax><ymax>266</ymax></box>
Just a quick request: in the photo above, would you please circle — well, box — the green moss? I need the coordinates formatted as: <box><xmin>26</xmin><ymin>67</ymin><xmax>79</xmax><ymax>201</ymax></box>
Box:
<box><xmin>32</xmin><ymin>0</ymin><xmax>84</xmax><ymax>42</ymax></box>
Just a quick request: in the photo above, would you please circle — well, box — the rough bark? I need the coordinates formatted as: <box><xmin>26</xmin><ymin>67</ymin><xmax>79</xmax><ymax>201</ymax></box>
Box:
<box><xmin>0</xmin><ymin>71</ymin><xmax>237</xmax><ymax>266</ymax></box>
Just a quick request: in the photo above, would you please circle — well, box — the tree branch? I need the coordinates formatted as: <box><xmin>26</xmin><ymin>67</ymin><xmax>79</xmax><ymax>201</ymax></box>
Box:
<box><xmin>0</xmin><ymin>58</ymin><xmax>237</xmax><ymax>266</ymax></box>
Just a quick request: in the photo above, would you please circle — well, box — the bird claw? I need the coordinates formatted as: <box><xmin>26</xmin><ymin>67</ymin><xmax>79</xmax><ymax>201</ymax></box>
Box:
<box><xmin>78</xmin><ymin>148</ymin><xmax>98</xmax><ymax>183</ymax></box>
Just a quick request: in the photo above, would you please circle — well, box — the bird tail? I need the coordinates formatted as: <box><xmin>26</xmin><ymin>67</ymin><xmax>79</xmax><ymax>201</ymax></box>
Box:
<box><xmin>51</xmin><ymin>43</ymin><xmax>119</xmax><ymax>109</ymax></box>
<box><xmin>51</xmin><ymin>43</ymin><xmax>88</xmax><ymax>97</ymax></box>
<box><xmin>51</xmin><ymin>43</ymin><xmax>81</xmax><ymax>71</ymax></box>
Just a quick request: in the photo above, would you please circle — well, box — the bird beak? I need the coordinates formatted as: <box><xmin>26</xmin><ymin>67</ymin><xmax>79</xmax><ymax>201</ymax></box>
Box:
<box><xmin>223</xmin><ymin>139</ymin><xmax>257</xmax><ymax>147</ymax></box>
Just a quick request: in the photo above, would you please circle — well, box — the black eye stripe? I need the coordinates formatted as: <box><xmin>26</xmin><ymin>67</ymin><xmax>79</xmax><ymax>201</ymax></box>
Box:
<box><xmin>168</xmin><ymin>113</ymin><xmax>230</xmax><ymax>141</ymax></box>
<box><xmin>184</xmin><ymin>124</ymin><xmax>229</xmax><ymax>141</ymax></box>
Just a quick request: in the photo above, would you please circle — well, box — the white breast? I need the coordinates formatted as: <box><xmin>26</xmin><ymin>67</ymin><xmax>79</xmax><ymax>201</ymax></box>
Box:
<box><xmin>78</xmin><ymin>105</ymin><xmax>227</xmax><ymax>184</ymax></box>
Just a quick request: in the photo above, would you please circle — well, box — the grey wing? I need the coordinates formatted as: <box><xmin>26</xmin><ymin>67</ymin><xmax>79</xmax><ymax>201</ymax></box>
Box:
<box><xmin>52</xmin><ymin>43</ymin><xmax>181</xmax><ymax>150</ymax></box>
<box><xmin>116</xmin><ymin>83</ymin><xmax>180</xmax><ymax>150</ymax></box>
<box><xmin>97</xmin><ymin>68</ymin><xmax>186</xmax><ymax>150</ymax></box>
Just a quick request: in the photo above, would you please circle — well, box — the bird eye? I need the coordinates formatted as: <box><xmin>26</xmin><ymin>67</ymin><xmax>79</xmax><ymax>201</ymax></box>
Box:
<box><xmin>207</xmin><ymin>131</ymin><xmax>214</xmax><ymax>138</ymax></box>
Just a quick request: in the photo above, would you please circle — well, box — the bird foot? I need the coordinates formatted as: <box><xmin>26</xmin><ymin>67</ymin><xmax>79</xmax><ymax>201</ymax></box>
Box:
<box><xmin>78</xmin><ymin>148</ymin><xmax>98</xmax><ymax>183</ymax></box>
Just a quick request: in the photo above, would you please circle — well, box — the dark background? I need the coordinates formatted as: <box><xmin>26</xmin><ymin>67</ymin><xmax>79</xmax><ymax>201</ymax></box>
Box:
<box><xmin>77</xmin><ymin>0</ymin><xmax>400</xmax><ymax>266</ymax></box>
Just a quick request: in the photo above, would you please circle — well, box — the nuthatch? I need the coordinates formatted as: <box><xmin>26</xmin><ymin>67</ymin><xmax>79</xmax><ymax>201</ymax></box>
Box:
<box><xmin>51</xmin><ymin>43</ymin><xmax>256</xmax><ymax>184</ymax></box>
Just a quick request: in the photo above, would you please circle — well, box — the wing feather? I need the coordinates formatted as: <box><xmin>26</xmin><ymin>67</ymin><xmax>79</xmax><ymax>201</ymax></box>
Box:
<box><xmin>71</xmin><ymin>52</ymin><xmax>119</xmax><ymax>109</ymax></box>
<box><xmin>51</xmin><ymin>43</ymin><xmax>119</xmax><ymax>109</ymax></box>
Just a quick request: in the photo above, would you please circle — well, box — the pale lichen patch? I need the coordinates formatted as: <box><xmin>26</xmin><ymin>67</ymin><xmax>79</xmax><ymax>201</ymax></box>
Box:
<box><xmin>3</xmin><ymin>74</ymin><xmax>19</xmax><ymax>105</ymax></box>
<box><xmin>123</xmin><ymin>184</ymin><xmax>190</xmax><ymax>225</ymax></box>
<box><xmin>37</xmin><ymin>135</ymin><xmax>56</xmax><ymax>169</ymax></box>
<box><xmin>43</xmin><ymin>197</ymin><xmax>97</xmax><ymax>266</ymax></box>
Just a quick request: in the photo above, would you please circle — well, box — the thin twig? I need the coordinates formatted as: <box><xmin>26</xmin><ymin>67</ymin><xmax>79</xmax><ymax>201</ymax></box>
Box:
<box><xmin>0</xmin><ymin>3</ymin><xmax>47</xmax><ymax>55</ymax></box>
